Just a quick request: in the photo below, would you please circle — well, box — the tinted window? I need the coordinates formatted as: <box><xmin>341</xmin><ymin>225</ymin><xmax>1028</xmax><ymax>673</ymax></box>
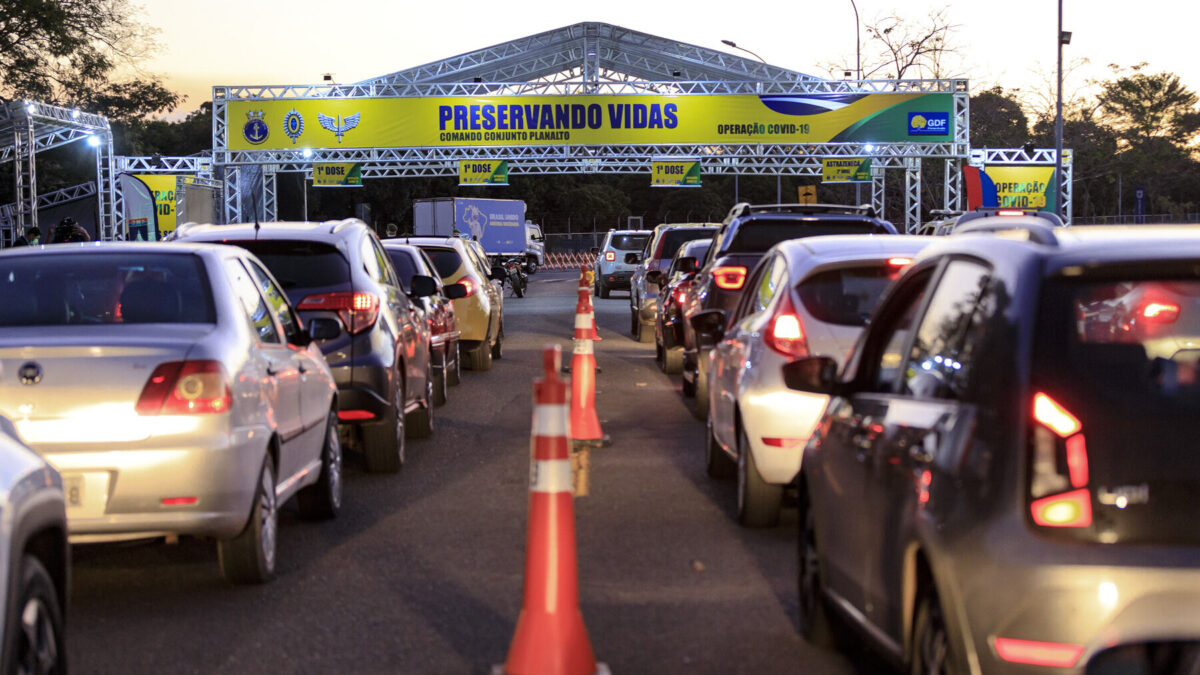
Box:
<box><xmin>225</xmin><ymin>259</ymin><xmax>281</xmax><ymax>343</ymax></box>
<box><xmin>610</xmin><ymin>234</ymin><xmax>648</xmax><ymax>250</ymax></box>
<box><xmin>0</xmin><ymin>252</ymin><xmax>214</xmax><ymax>326</ymax></box>
<box><xmin>228</xmin><ymin>240</ymin><xmax>349</xmax><ymax>290</ymax></box>
<box><xmin>657</xmin><ymin>229</ymin><xmax>716</xmax><ymax>260</ymax></box>
<box><xmin>386</xmin><ymin>249</ymin><xmax>420</xmax><ymax>293</ymax></box>
<box><xmin>724</xmin><ymin>220</ymin><xmax>886</xmax><ymax>254</ymax></box>
<box><xmin>422</xmin><ymin>247</ymin><xmax>464</xmax><ymax>278</ymax></box>
<box><xmin>798</xmin><ymin>264</ymin><xmax>906</xmax><ymax>327</ymax></box>
<box><xmin>902</xmin><ymin>261</ymin><xmax>992</xmax><ymax>400</ymax></box>
<box><xmin>244</xmin><ymin>258</ymin><xmax>301</xmax><ymax>342</ymax></box>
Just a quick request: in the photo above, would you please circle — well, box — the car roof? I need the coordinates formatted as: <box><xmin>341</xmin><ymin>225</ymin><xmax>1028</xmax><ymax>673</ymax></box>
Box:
<box><xmin>607</xmin><ymin>229</ymin><xmax>652</xmax><ymax>236</ymax></box>
<box><xmin>0</xmin><ymin>241</ymin><xmax>242</xmax><ymax>258</ymax></box>
<box><xmin>775</xmin><ymin>235</ymin><xmax>930</xmax><ymax>271</ymax></box>
<box><xmin>392</xmin><ymin>236</ymin><xmax>469</xmax><ymax>250</ymax></box>
<box><xmin>655</xmin><ymin>223</ymin><xmax>720</xmax><ymax>231</ymax></box>
<box><xmin>173</xmin><ymin>220</ymin><xmax>368</xmax><ymax>242</ymax></box>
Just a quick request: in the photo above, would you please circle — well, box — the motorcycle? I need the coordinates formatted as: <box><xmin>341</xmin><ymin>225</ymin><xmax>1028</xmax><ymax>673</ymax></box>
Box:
<box><xmin>492</xmin><ymin>256</ymin><xmax>528</xmax><ymax>298</ymax></box>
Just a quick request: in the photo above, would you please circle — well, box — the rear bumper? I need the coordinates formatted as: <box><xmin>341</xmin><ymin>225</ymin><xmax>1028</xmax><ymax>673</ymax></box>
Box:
<box><xmin>599</xmin><ymin>271</ymin><xmax>633</xmax><ymax>289</ymax></box>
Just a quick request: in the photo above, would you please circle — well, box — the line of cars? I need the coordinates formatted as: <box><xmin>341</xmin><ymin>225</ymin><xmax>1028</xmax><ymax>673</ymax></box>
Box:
<box><xmin>606</xmin><ymin>206</ymin><xmax>1200</xmax><ymax>673</ymax></box>
<box><xmin>0</xmin><ymin>218</ymin><xmax>507</xmax><ymax>667</ymax></box>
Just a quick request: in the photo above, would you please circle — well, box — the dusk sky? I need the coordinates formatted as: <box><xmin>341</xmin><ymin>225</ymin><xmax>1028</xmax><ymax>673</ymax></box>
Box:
<box><xmin>134</xmin><ymin>0</ymin><xmax>1195</xmax><ymax>115</ymax></box>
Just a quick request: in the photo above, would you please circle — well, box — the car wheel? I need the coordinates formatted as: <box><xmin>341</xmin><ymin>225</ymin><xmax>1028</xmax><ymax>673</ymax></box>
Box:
<box><xmin>736</xmin><ymin>426</ymin><xmax>783</xmax><ymax>527</ymax></box>
<box><xmin>219</xmin><ymin>457</ymin><xmax>277</xmax><ymax>584</ymax></box>
<box><xmin>297</xmin><ymin>409</ymin><xmax>343</xmax><ymax>520</ymax></box>
<box><xmin>7</xmin><ymin>555</ymin><xmax>65</xmax><ymax>675</ymax></box>
<box><xmin>798</xmin><ymin>493</ymin><xmax>850</xmax><ymax>649</ymax></box>
<box><xmin>363</xmin><ymin>384</ymin><xmax>406</xmax><ymax>473</ymax></box>
<box><xmin>432</xmin><ymin>350</ymin><xmax>448</xmax><ymax>407</ymax></box>
<box><xmin>526</xmin><ymin>259</ymin><xmax>538</xmax><ymax>275</ymax></box>
<box><xmin>911</xmin><ymin>586</ymin><xmax>958</xmax><ymax>675</ymax></box>
<box><xmin>692</xmin><ymin>357</ymin><xmax>710</xmax><ymax>420</ymax></box>
<box><xmin>467</xmin><ymin>341</ymin><xmax>493</xmax><ymax>371</ymax></box>
<box><xmin>705</xmin><ymin>414</ymin><xmax>735</xmax><ymax>479</ymax></box>
<box><xmin>491</xmin><ymin>323</ymin><xmax>504</xmax><ymax>360</ymax></box>
<box><xmin>598</xmin><ymin>283</ymin><xmax>610</xmax><ymax>299</ymax></box>
<box><xmin>681</xmin><ymin>357</ymin><xmax>696</xmax><ymax>398</ymax></box>
<box><xmin>406</xmin><ymin>369</ymin><xmax>435</xmax><ymax>439</ymax></box>
<box><xmin>663</xmin><ymin>347</ymin><xmax>684</xmax><ymax>375</ymax></box>
<box><xmin>655</xmin><ymin>341</ymin><xmax>666</xmax><ymax>371</ymax></box>
<box><xmin>447</xmin><ymin>341</ymin><xmax>462</xmax><ymax>386</ymax></box>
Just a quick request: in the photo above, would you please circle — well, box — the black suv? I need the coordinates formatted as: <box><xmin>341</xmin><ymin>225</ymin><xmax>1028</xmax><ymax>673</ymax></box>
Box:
<box><xmin>680</xmin><ymin>203</ymin><xmax>895</xmax><ymax>417</ymax></box>
<box><xmin>789</xmin><ymin>214</ymin><xmax>1200</xmax><ymax>673</ymax></box>
<box><xmin>174</xmin><ymin>220</ymin><xmax>437</xmax><ymax>474</ymax></box>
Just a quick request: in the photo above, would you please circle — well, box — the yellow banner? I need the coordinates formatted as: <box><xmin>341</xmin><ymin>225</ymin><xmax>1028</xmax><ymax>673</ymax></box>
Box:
<box><xmin>821</xmin><ymin>158</ymin><xmax>872</xmax><ymax>183</ymax></box>
<box><xmin>134</xmin><ymin>174</ymin><xmax>180</xmax><ymax>235</ymax></box>
<box><xmin>459</xmin><ymin>159</ymin><xmax>509</xmax><ymax>185</ymax></box>
<box><xmin>985</xmin><ymin>166</ymin><xmax>1055</xmax><ymax>209</ymax></box>
<box><xmin>313</xmin><ymin>162</ymin><xmax>363</xmax><ymax>187</ymax></box>
<box><xmin>651</xmin><ymin>160</ymin><xmax>701</xmax><ymax>187</ymax></box>
<box><xmin>227</xmin><ymin>93</ymin><xmax>942</xmax><ymax>150</ymax></box>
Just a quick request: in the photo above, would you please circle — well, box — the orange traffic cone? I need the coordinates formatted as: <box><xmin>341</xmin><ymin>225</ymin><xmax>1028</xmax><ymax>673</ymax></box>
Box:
<box><xmin>582</xmin><ymin>286</ymin><xmax>601</xmax><ymax>342</ymax></box>
<box><xmin>564</xmin><ymin>289</ymin><xmax>601</xmax><ymax>374</ymax></box>
<box><xmin>503</xmin><ymin>346</ymin><xmax>601</xmax><ymax>675</ymax></box>
<box><xmin>570</xmin><ymin>312</ymin><xmax>609</xmax><ymax>448</ymax></box>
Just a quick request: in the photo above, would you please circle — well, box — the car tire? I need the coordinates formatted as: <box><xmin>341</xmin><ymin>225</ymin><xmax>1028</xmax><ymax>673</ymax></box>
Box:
<box><xmin>630</xmin><ymin>307</ymin><xmax>640</xmax><ymax>339</ymax></box>
<box><xmin>705</xmin><ymin>414</ymin><xmax>735</xmax><ymax>479</ymax></box>
<box><xmin>363</xmin><ymin>385</ymin><xmax>406</xmax><ymax>473</ymax></box>
<box><xmin>598</xmin><ymin>283</ymin><xmax>610</xmax><ymax>299</ymax></box>
<box><xmin>910</xmin><ymin>585</ymin><xmax>961</xmax><ymax>675</ymax></box>
<box><xmin>692</xmin><ymin>357</ymin><xmax>710</xmax><ymax>420</ymax></box>
<box><xmin>525</xmin><ymin>258</ymin><xmax>538</xmax><ymax>275</ymax></box>
<box><xmin>406</xmin><ymin>370</ymin><xmax>435</xmax><ymax>439</ymax></box>
<box><xmin>432</xmin><ymin>352</ymin><xmax>448</xmax><ymax>407</ymax></box>
<box><xmin>467</xmin><ymin>341</ymin><xmax>493</xmax><ymax>371</ymax></box>
<box><xmin>655</xmin><ymin>341</ymin><xmax>666</xmax><ymax>371</ymax></box>
<box><xmin>447</xmin><ymin>341</ymin><xmax>462</xmax><ymax>386</ymax></box>
<box><xmin>491</xmin><ymin>324</ymin><xmax>504</xmax><ymax>360</ymax></box>
<box><xmin>6</xmin><ymin>554</ymin><xmax>66</xmax><ymax>675</ymax></box>
<box><xmin>297</xmin><ymin>409</ymin><xmax>343</xmax><ymax>520</ymax></box>
<box><xmin>737</xmin><ymin>426</ymin><xmax>782</xmax><ymax>527</ymax></box>
<box><xmin>681</xmin><ymin>357</ymin><xmax>696</xmax><ymax>398</ymax></box>
<box><xmin>798</xmin><ymin>492</ymin><xmax>851</xmax><ymax>649</ymax></box>
<box><xmin>219</xmin><ymin>457</ymin><xmax>277</xmax><ymax>584</ymax></box>
<box><xmin>663</xmin><ymin>347</ymin><xmax>684</xmax><ymax>375</ymax></box>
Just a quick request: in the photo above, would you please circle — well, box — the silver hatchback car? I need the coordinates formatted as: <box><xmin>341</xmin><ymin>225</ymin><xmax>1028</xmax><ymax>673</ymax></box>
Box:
<box><xmin>697</xmin><ymin>235</ymin><xmax>928</xmax><ymax>527</ymax></box>
<box><xmin>0</xmin><ymin>243</ymin><xmax>343</xmax><ymax>584</ymax></box>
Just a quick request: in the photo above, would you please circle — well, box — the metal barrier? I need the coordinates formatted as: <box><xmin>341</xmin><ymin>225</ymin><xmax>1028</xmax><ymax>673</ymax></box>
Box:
<box><xmin>543</xmin><ymin>251</ymin><xmax>596</xmax><ymax>270</ymax></box>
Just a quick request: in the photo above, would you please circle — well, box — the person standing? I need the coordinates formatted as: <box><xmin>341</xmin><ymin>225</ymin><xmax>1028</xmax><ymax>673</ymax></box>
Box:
<box><xmin>11</xmin><ymin>227</ymin><xmax>40</xmax><ymax>247</ymax></box>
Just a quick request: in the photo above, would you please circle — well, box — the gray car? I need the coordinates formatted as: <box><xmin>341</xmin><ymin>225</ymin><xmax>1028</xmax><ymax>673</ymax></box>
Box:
<box><xmin>0</xmin><ymin>243</ymin><xmax>342</xmax><ymax>584</ymax></box>
<box><xmin>629</xmin><ymin>223</ymin><xmax>717</xmax><ymax>343</ymax></box>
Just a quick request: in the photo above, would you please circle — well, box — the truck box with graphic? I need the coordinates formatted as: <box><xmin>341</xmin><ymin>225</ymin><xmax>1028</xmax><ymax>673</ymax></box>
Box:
<box><xmin>413</xmin><ymin>197</ymin><xmax>528</xmax><ymax>258</ymax></box>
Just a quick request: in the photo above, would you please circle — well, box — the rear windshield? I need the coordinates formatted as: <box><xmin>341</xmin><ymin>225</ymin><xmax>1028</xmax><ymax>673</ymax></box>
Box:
<box><xmin>670</xmin><ymin>242</ymin><xmax>712</xmax><ymax>276</ymax></box>
<box><xmin>230</xmin><ymin>240</ymin><xmax>349</xmax><ymax>290</ymax></box>
<box><xmin>0</xmin><ymin>252</ymin><xmax>214</xmax><ymax>326</ymax></box>
<box><xmin>385</xmin><ymin>249</ymin><xmax>419</xmax><ymax>293</ymax></box>
<box><xmin>422</xmin><ymin>247</ymin><xmax>464</xmax><ymax>278</ymax></box>
<box><xmin>724</xmin><ymin>220</ymin><xmax>886</xmax><ymax>254</ymax></box>
<box><xmin>797</xmin><ymin>264</ymin><xmax>904</xmax><ymax>326</ymax></box>
<box><xmin>657</xmin><ymin>229</ymin><xmax>716</xmax><ymax>259</ymax></box>
<box><xmin>609</xmin><ymin>234</ymin><xmax>648</xmax><ymax>251</ymax></box>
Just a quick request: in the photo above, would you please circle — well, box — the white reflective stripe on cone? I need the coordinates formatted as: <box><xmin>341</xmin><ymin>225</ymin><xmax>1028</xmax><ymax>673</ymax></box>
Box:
<box><xmin>574</xmin><ymin>313</ymin><xmax>590</xmax><ymax>329</ymax></box>
<box><xmin>533</xmin><ymin>404</ymin><xmax>570</xmax><ymax>437</ymax></box>
<box><xmin>572</xmin><ymin>339</ymin><xmax>593</xmax><ymax>355</ymax></box>
<box><xmin>530</xmin><ymin>459</ymin><xmax>574</xmax><ymax>494</ymax></box>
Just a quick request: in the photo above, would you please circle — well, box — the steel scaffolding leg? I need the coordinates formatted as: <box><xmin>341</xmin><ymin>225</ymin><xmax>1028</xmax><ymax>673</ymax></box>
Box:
<box><xmin>96</xmin><ymin>132</ymin><xmax>116</xmax><ymax>239</ymax></box>
<box><xmin>263</xmin><ymin>165</ymin><xmax>277</xmax><ymax>222</ymax></box>
<box><xmin>905</xmin><ymin>158</ymin><xmax>922</xmax><ymax>233</ymax></box>
<box><xmin>944</xmin><ymin>158</ymin><xmax>962</xmax><ymax>213</ymax></box>
<box><xmin>222</xmin><ymin>165</ymin><xmax>241</xmax><ymax>224</ymax></box>
<box><xmin>12</xmin><ymin>117</ymin><xmax>37</xmax><ymax>238</ymax></box>
<box><xmin>871</xmin><ymin>167</ymin><xmax>885</xmax><ymax>220</ymax></box>
<box><xmin>1061</xmin><ymin>159</ymin><xmax>1073</xmax><ymax>226</ymax></box>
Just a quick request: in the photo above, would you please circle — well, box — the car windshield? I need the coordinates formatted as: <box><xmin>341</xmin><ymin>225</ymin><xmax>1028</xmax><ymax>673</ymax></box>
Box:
<box><xmin>0</xmin><ymin>252</ymin><xmax>214</xmax><ymax>326</ymax></box>
<box><xmin>797</xmin><ymin>263</ymin><xmax>905</xmax><ymax>326</ymax></box>
<box><xmin>229</xmin><ymin>240</ymin><xmax>349</xmax><ymax>290</ymax></box>
<box><xmin>657</xmin><ymin>228</ymin><xmax>716</xmax><ymax>259</ymax></box>
<box><xmin>422</xmin><ymin>247</ymin><xmax>465</xmax><ymax>278</ymax></box>
<box><xmin>610</xmin><ymin>234</ymin><xmax>648</xmax><ymax>251</ymax></box>
<box><xmin>724</xmin><ymin>220</ymin><xmax>887</xmax><ymax>254</ymax></box>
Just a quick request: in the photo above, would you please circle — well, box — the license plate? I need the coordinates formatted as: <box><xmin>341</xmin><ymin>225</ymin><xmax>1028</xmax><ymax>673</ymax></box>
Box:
<box><xmin>64</xmin><ymin>475</ymin><xmax>84</xmax><ymax>508</ymax></box>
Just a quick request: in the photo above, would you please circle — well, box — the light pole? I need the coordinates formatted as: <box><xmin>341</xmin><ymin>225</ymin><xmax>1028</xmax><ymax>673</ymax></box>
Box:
<box><xmin>723</xmin><ymin>39</ymin><xmax>781</xmax><ymax>203</ymax></box>
<box><xmin>850</xmin><ymin>0</ymin><xmax>861</xmax><ymax>79</ymax></box>
<box><xmin>1055</xmin><ymin>1</ymin><xmax>1070</xmax><ymax>223</ymax></box>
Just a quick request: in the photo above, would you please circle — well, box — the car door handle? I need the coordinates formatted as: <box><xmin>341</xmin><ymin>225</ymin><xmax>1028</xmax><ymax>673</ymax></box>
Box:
<box><xmin>298</xmin><ymin>362</ymin><xmax>308</xmax><ymax>374</ymax></box>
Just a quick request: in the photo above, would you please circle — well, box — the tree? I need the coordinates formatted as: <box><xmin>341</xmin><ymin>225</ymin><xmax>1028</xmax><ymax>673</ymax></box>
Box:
<box><xmin>0</xmin><ymin>0</ymin><xmax>179</xmax><ymax>121</ymax></box>
<box><xmin>970</xmin><ymin>87</ymin><xmax>1030</xmax><ymax>148</ymax></box>
<box><xmin>1099</xmin><ymin>64</ymin><xmax>1200</xmax><ymax>147</ymax></box>
<box><xmin>861</xmin><ymin>6</ymin><xmax>964</xmax><ymax>80</ymax></box>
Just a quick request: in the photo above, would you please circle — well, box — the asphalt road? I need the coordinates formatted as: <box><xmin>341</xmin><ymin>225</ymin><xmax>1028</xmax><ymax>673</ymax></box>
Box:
<box><xmin>67</xmin><ymin>270</ymin><xmax>886</xmax><ymax>674</ymax></box>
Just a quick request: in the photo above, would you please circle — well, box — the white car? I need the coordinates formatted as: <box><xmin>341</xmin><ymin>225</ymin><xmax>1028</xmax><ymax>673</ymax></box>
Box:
<box><xmin>697</xmin><ymin>235</ymin><xmax>929</xmax><ymax>526</ymax></box>
<box><xmin>0</xmin><ymin>414</ymin><xmax>68</xmax><ymax>673</ymax></box>
<box><xmin>0</xmin><ymin>242</ymin><xmax>343</xmax><ymax>584</ymax></box>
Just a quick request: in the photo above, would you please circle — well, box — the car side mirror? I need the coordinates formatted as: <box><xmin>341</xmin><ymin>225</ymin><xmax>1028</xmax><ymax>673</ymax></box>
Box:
<box><xmin>679</xmin><ymin>256</ymin><xmax>698</xmax><ymax>274</ymax></box>
<box><xmin>690</xmin><ymin>309</ymin><xmax>727</xmax><ymax>347</ymax></box>
<box><xmin>444</xmin><ymin>282</ymin><xmax>468</xmax><ymax>300</ymax></box>
<box><xmin>307</xmin><ymin>316</ymin><xmax>342</xmax><ymax>341</ymax></box>
<box><xmin>409</xmin><ymin>274</ymin><xmax>437</xmax><ymax>298</ymax></box>
<box><xmin>624</xmin><ymin>252</ymin><xmax>641</xmax><ymax>265</ymax></box>
<box><xmin>781</xmin><ymin>356</ymin><xmax>839</xmax><ymax>394</ymax></box>
<box><xmin>645</xmin><ymin>269</ymin><xmax>665</xmax><ymax>286</ymax></box>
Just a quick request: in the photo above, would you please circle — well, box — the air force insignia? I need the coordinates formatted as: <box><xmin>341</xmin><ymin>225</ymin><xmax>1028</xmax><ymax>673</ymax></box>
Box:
<box><xmin>243</xmin><ymin>110</ymin><xmax>268</xmax><ymax>145</ymax></box>
<box><xmin>318</xmin><ymin>112</ymin><xmax>360</xmax><ymax>143</ymax></box>
<box><xmin>283</xmin><ymin>109</ymin><xmax>304</xmax><ymax>144</ymax></box>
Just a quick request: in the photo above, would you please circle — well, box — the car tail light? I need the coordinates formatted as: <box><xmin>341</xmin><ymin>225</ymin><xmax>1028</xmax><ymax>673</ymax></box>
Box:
<box><xmin>676</xmin><ymin>287</ymin><xmax>688</xmax><ymax>304</ymax></box>
<box><xmin>712</xmin><ymin>266</ymin><xmax>747</xmax><ymax>290</ymax></box>
<box><xmin>1029</xmin><ymin>392</ymin><xmax>1092</xmax><ymax>527</ymax></box>
<box><xmin>1140</xmin><ymin>301</ymin><xmax>1180</xmax><ymax>323</ymax></box>
<box><xmin>605</xmin><ymin>251</ymin><xmax>615</xmax><ymax>262</ymax></box>
<box><xmin>997</xmin><ymin>209</ymin><xmax>1027</xmax><ymax>217</ymax></box>
<box><xmin>297</xmin><ymin>291</ymin><xmax>380</xmax><ymax>334</ymax></box>
<box><xmin>764</xmin><ymin>293</ymin><xmax>808</xmax><ymax>358</ymax></box>
<box><xmin>337</xmin><ymin>409</ymin><xmax>376</xmax><ymax>422</ymax></box>
<box><xmin>761</xmin><ymin>437</ymin><xmax>804</xmax><ymax>448</ymax></box>
<box><xmin>136</xmin><ymin>360</ymin><xmax>231</xmax><ymax>415</ymax></box>
<box><xmin>458</xmin><ymin>278</ymin><xmax>477</xmax><ymax>297</ymax></box>
<box><xmin>994</xmin><ymin>637</ymin><xmax>1084</xmax><ymax>668</ymax></box>
<box><xmin>161</xmin><ymin>497</ymin><xmax>198</xmax><ymax>506</ymax></box>
<box><xmin>887</xmin><ymin>257</ymin><xmax>913</xmax><ymax>268</ymax></box>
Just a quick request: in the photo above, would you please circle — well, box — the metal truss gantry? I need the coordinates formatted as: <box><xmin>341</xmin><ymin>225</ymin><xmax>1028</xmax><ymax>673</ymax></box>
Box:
<box><xmin>0</xmin><ymin>100</ymin><xmax>114</xmax><ymax>242</ymax></box>
<box><xmin>969</xmin><ymin>147</ymin><xmax>1073</xmax><ymax>224</ymax></box>
<box><xmin>212</xmin><ymin>21</ymin><xmax>970</xmax><ymax>231</ymax></box>
<box><xmin>111</xmin><ymin>155</ymin><xmax>216</xmax><ymax>234</ymax></box>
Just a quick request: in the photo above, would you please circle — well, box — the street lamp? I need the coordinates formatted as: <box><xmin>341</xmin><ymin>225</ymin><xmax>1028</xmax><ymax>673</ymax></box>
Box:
<box><xmin>720</xmin><ymin>39</ymin><xmax>766</xmax><ymax>65</ymax></box>
<box><xmin>1054</xmin><ymin>1</ymin><xmax>1069</xmax><ymax>223</ymax></box>
<box><xmin>850</xmin><ymin>0</ymin><xmax>861</xmax><ymax>80</ymax></box>
<box><xmin>722</xmin><ymin>40</ymin><xmax>781</xmax><ymax>202</ymax></box>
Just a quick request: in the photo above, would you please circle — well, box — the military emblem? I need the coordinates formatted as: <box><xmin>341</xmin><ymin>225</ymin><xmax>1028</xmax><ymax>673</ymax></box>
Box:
<box><xmin>242</xmin><ymin>110</ymin><xmax>268</xmax><ymax>145</ymax></box>
<box><xmin>318</xmin><ymin>112</ymin><xmax>360</xmax><ymax>143</ymax></box>
<box><xmin>283</xmin><ymin>109</ymin><xmax>304</xmax><ymax>144</ymax></box>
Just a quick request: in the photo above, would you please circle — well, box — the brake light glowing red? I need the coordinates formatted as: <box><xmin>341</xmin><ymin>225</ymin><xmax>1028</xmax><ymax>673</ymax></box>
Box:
<box><xmin>761</xmin><ymin>437</ymin><xmax>804</xmax><ymax>448</ymax></box>
<box><xmin>604</xmin><ymin>251</ymin><xmax>615</xmax><ymax>262</ymax></box>
<box><xmin>997</xmin><ymin>209</ymin><xmax>1026</xmax><ymax>217</ymax></box>
<box><xmin>1031</xmin><ymin>488</ymin><xmax>1092</xmax><ymax>528</ymax></box>
<box><xmin>676</xmin><ymin>288</ymin><xmax>688</xmax><ymax>304</ymax></box>
<box><xmin>887</xmin><ymin>257</ymin><xmax>913</xmax><ymax>268</ymax></box>
<box><xmin>994</xmin><ymin>637</ymin><xmax>1084</xmax><ymax>667</ymax></box>
<box><xmin>712</xmin><ymin>266</ymin><xmax>747</xmax><ymax>290</ymax></box>
<box><xmin>337</xmin><ymin>409</ymin><xmax>376</xmax><ymax>421</ymax></box>
<box><xmin>765</xmin><ymin>294</ymin><xmax>809</xmax><ymax>358</ymax></box>
<box><xmin>136</xmin><ymin>361</ymin><xmax>231</xmax><ymax>416</ymax></box>
<box><xmin>1141</xmin><ymin>301</ymin><xmax>1180</xmax><ymax>322</ymax></box>
<box><xmin>1033</xmin><ymin>392</ymin><xmax>1081</xmax><ymax>437</ymax></box>
<box><xmin>297</xmin><ymin>291</ymin><xmax>380</xmax><ymax>334</ymax></box>
<box><xmin>161</xmin><ymin>497</ymin><xmax>198</xmax><ymax>506</ymax></box>
<box><xmin>1065</xmin><ymin>434</ymin><xmax>1089</xmax><ymax>488</ymax></box>
<box><xmin>458</xmin><ymin>278</ymin><xmax>476</xmax><ymax>297</ymax></box>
